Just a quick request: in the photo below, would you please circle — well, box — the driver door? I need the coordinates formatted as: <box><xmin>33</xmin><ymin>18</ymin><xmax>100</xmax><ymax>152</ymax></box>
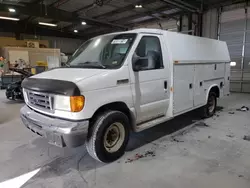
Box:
<box><xmin>129</xmin><ymin>34</ymin><xmax>170</xmax><ymax>124</ymax></box>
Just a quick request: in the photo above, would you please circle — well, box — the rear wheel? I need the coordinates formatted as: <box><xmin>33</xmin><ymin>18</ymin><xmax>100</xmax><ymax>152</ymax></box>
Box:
<box><xmin>202</xmin><ymin>92</ymin><xmax>217</xmax><ymax>118</ymax></box>
<box><xmin>86</xmin><ymin>111</ymin><xmax>130</xmax><ymax>163</ymax></box>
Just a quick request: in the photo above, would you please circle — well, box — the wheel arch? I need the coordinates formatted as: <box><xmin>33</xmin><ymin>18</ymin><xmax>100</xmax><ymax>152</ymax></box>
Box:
<box><xmin>206</xmin><ymin>84</ymin><xmax>220</xmax><ymax>102</ymax></box>
<box><xmin>89</xmin><ymin>101</ymin><xmax>136</xmax><ymax>131</ymax></box>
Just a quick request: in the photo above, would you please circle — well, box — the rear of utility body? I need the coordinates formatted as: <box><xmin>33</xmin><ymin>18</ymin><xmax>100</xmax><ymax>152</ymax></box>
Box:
<box><xmin>128</xmin><ymin>31</ymin><xmax>230</xmax><ymax>129</ymax></box>
<box><xmin>20</xmin><ymin>29</ymin><xmax>230</xmax><ymax>162</ymax></box>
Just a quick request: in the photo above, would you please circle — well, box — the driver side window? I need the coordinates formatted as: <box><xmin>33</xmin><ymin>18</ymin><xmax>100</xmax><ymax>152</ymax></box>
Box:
<box><xmin>134</xmin><ymin>36</ymin><xmax>163</xmax><ymax>70</ymax></box>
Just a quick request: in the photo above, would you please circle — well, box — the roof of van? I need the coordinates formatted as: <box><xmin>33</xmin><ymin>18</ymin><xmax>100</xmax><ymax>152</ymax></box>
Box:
<box><xmin>128</xmin><ymin>28</ymin><xmax>164</xmax><ymax>34</ymax></box>
<box><xmin>101</xmin><ymin>28</ymin><xmax>231</xmax><ymax>63</ymax></box>
<box><xmin>127</xmin><ymin>28</ymin><xmax>231</xmax><ymax>63</ymax></box>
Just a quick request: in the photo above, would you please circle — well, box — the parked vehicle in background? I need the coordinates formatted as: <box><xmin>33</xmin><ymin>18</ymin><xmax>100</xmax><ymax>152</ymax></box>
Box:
<box><xmin>6</xmin><ymin>68</ymin><xmax>32</xmax><ymax>100</ymax></box>
<box><xmin>20</xmin><ymin>29</ymin><xmax>231</xmax><ymax>163</ymax></box>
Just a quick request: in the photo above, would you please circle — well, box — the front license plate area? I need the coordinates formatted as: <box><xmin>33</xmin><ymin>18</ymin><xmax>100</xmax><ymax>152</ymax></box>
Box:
<box><xmin>46</xmin><ymin>132</ymin><xmax>64</xmax><ymax>147</ymax></box>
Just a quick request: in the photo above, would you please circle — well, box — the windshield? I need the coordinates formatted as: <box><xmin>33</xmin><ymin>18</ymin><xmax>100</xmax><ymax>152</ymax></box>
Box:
<box><xmin>68</xmin><ymin>33</ymin><xmax>136</xmax><ymax>69</ymax></box>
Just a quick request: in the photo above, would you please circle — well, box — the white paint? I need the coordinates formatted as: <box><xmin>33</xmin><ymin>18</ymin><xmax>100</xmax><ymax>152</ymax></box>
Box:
<box><xmin>21</xmin><ymin>28</ymin><xmax>231</xmax><ymax>132</ymax></box>
<box><xmin>111</xmin><ymin>39</ymin><xmax>128</xmax><ymax>44</ymax></box>
<box><xmin>32</xmin><ymin>68</ymin><xmax>108</xmax><ymax>83</ymax></box>
<box><xmin>164</xmin><ymin>30</ymin><xmax>230</xmax><ymax>63</ymax></box>
<box><xmin>0</xmin><ymin>168</ymin><xmax>40</xmax><ymax>188</ymax></box>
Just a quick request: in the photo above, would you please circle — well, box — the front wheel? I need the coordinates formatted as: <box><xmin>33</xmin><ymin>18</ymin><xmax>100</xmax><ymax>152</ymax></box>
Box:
<box><xmin>86</xmin><ymin>111</ymin><xmax>130</xmax><ymax>163</ymax></box>
<box><xmin>202</xmin><ymin>92</ymin><xmax>217</xmax><ymax>118</ymax></box>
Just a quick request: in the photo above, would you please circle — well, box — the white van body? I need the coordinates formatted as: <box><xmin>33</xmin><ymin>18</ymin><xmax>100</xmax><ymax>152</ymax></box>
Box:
<box><xmin>20</xmin><ymin>29</ymin><xmax>230</xmax><ymax>162</ymax></box>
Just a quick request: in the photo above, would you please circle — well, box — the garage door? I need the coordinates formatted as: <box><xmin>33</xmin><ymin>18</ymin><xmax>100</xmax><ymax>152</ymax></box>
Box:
<box><xmin>219</xmin><ymin>7</ymin><xmax>250</xmax><ymax>92</ymax></box>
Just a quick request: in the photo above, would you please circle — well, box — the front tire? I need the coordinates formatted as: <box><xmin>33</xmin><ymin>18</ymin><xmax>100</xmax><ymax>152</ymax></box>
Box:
<box><xmin>86</xmin><ymin>111</ymin><xmax>130</xmax><ymax>163</ymax></box>
<box><xmin>202</xmin><ymin>92</ymin><xmax>217</xmax><ymax>118</ymax></box>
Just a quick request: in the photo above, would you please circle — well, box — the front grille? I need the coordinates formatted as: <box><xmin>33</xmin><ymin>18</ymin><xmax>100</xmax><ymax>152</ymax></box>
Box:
<box><xmin>25</xmin><ymin>90</ymin><xmax>53</xmax><ymax>112</ymax></box>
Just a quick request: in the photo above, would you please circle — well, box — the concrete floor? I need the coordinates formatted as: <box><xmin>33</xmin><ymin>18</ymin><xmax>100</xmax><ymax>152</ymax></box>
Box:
<box><xmin>0</xmin><ymin>90</ymin><xmax>250</xmax><ymax>188</ymax></box>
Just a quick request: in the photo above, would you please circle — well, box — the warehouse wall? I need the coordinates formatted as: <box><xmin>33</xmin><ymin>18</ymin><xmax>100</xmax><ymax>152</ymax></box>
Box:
<box><xmin>0</xmin><ymin>32</ymin><xmax>83</xmax><ymax>54</ymax></box>
<box><xmin>133</xmin><ymin>15</ymin><xmax>191</xmax><ymax>34</ymax></box>
<box><xmin>218</xmin><ymin>4</ymin><xmax>250</xmax><ymax>93</ymax></box>
<box><xmin>21</xmin><ymin>34</ymin><xmax>83</xmax><ymax>54</ymax></box>
<box><xmin>0</xmin><ymin>32</ymin><xmax>15</xmax><ymax>38</ymax></box>
<box><xmin>133</xmin><ymin>19</ymin><xmax>178</xmax><ymax>31</ymax></box>
<box><xmin>202</xmin><ymin>8</ymin><xmax>219</xmax><ymax>39</ymax></box>
<box><xmin>202</xmin><ymin>3</ymin><xmax>247</xmax><ymax>39</ymax></box>
<box><xmin>41</xmin><ymin>36</ymin><xmax>82</xmax><ymax>54</ymax></box>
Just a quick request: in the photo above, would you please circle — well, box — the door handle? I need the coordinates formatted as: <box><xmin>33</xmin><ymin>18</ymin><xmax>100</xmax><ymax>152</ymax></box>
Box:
<box><xmin>164</xmin><ymin>81</ymin><xmax>168</xmax><ymax>90</ymax></box>
<box><xmin>200</xmin><ymin>81</ymin><xmax>203</xmax><ymax>87</ymax></box>
<box><xmin>189</xmin><ymin>83</ymin><xmax>193</xmax><ymax>89</ymax></box>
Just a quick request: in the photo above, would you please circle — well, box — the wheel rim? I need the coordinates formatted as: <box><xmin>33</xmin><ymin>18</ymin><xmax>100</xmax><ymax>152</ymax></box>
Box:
<box><xmin>104</xmin><ymin>122</ymin><xmax>125</xmax><ymax>153</ymax></box>
<box><xmin>208</xmin><ymin>95</ymin><xmax>215</xmax><ymax>113</ymax></box>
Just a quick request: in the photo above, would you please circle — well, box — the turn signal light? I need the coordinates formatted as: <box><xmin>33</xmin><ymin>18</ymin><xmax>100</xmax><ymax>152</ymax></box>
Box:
<box><xmin>70</xmin><ymin>96</ymin><xmax>85</xmax><ymax>112</ymax></box>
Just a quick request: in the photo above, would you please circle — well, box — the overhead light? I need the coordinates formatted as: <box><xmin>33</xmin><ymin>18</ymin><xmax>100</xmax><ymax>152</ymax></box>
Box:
<box><xmin>230</xmin><ymin>61</ymin><xmax>236</xmax><ymax>66</ymax></box>
<box><xmin>74</xmin><ymin>30</ymin><xmax>78</xmax><ymax>33</ymax></box>
<box><xmin>81</xmin><ymin>21</ymin><xmax>87</xmax><ymax>25</ymax></box>
<box><xmin>135</xmin><ymin>4</ymin><xmax>142</xmax><ymax>8</ymax></box>
<box><xmin>38</xmin><ymin>22</ymin><xmax>57</xmax><ymax>27</ymax></box>
<box><xmin>0</xmin><ymin>16</ymin><xmax>19</xmax><ymax>21</ymax></box>
<box><xmin>8</xmin><ymin>8</ymin><xmax>16</xmax><ymax>13</ymax></box>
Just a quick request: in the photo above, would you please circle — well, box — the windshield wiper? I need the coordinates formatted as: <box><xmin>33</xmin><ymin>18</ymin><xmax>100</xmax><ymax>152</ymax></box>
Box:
<box><xmin>70</xmin><ymin>62</ymin><xmax>106</xmax><ymax>69</ymax></box>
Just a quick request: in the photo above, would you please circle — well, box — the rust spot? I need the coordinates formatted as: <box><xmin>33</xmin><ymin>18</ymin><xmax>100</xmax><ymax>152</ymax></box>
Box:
<box><xmin>174</xmin><ymin>61</ymin><xmax>179</xmax><ymax>64</ymax></box>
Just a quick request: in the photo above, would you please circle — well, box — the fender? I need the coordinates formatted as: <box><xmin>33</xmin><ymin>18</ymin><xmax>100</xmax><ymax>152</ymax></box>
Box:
<box><xmin>206</xmin><ymin>84</ymin><xmax>220</xmax><ymax>102</ymax></box>
<box><xmin>90</xmin><ymin>101</ymin><xmax>136</xmax><ymax>130</ymax></box>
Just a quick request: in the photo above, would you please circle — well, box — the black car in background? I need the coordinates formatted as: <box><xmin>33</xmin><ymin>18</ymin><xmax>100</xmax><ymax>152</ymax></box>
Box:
<box><xmin>6</xmin><ymin>68</ymin><xmax>32</xmax><ymax>100</ymax></box>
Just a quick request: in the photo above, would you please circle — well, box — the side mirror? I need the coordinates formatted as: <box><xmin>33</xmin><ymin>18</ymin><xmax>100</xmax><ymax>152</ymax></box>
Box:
<box><xmin>132</xmin><ymin>54</ymin><xmax>148</xmax><ymax>72</ymax></box>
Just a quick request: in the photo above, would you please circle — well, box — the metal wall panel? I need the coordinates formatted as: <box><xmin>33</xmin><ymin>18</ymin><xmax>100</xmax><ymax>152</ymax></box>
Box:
<box><xmin>21</xmin><ymin>34</ymin><xmax>83</xmax><ymax>54</ymax></box>
<box><xmin>220</xmin><ymin>19</ymin><xmax>245</xmax><ymax>32</ymax></box>
<box><xmin>202</xmin><ymin>8</ymin><xmax>218</xmax><ymax>39</ymax></box>
<box><xmin>231</xmin><ymin>71</ymin><xmax>242</xmax><ymax>80</ymax></box>
<box><xmin>221</xmin><ymin>9</ymin><xmax>245</xmax><ymax>22</ymax></box>
<box><xmin>219</xmin><ymin>7</ymin><xmax>250</xmax><ymax>92</ymax></box>
<box><xmin>242</xmin><ymin>83</ymin><xmax>250</xmax><ymax>92</ymax></box>
<box><xmin>0</xmin><ymin>32</ymin><xmax>15</xmax><ymax>37</ymax></box>
<box><xmin>220</xmin><ymin>32</ymin><xmax>244</xmax><ymax>45</ymax></box>
<box><xmin>230</xmin><ymin>82</ymin><xmax>242</xmax><ymax>92</ymax></box>
<box><xmin>40</xmin><ymin>36</ymin><xmax>83</xmax><ymax>54</ymax></box>
<box><xmin>244</xmin><ymin>8</ymin><xmax>250</xmax><ymax>70</ymax></box>
<box><xmin>243</xmin><ymin>72</ymin><xmax>250</xmax><ymax>80</ymax></box>
<box><xmin>133</xmin><ymin>19</ymin><xmax>177</xmax><ymax>31</ymax></box>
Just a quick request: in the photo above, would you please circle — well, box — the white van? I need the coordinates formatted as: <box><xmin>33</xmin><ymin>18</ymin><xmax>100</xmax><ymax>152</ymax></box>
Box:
<box><xmin>20</xmin><ymin>29</ymin><xmax>230</xmax><ymax>163</ymax></box>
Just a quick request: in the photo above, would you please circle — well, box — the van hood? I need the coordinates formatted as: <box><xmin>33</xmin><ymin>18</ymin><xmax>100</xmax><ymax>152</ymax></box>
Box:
<box><xmin>32</xmin><ymin>68</ymin><xmax>108</xmax><ymax>83</ymax></box>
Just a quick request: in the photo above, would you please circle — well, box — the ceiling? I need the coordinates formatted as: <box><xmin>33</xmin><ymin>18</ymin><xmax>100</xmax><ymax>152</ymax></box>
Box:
<box><xmin>0</xmin><ymin>0</ymin><xmax>244</xmax><ymax>39</ymax></box>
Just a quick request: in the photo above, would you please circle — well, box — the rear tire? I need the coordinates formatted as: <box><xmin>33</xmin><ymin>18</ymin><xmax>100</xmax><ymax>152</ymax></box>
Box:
<box><xmin>202</xmin><ymin>92</ymin><xmax>217</xmax><ymax>118</ymax></box>
<box><xmin>86</xmin><ymin>110</ymin><xmax>130</xmax><ymax>163</ymax></box>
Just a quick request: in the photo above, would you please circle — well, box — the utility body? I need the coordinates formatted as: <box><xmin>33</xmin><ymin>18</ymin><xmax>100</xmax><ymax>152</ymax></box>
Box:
<box><xmin>20</xmin><ymin>29</ymin><xmax>231</xmax><ymax>162</ymax></box>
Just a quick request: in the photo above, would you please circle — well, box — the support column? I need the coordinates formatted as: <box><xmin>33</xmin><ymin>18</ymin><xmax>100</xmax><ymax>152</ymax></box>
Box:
<box><xmin>188</xmin><ymin>13</ymin><xmax>192</xmax><ymax>35</ymax></box>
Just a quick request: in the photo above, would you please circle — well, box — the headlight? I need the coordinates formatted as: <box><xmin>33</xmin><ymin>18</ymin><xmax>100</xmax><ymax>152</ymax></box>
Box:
<box><xmin>54</xmin><ymin>95</ymin><xmax>84</xmax><ymax>112</ymax></box>
<box><xmin>23</xmin><ymin>89</ymin><xmax>28</xmax><ymax>104</ymax></box>
<box><xmin>54</xmin><ymin>95</ymin><xmax>71</xmax><ymax>111</ymax></box>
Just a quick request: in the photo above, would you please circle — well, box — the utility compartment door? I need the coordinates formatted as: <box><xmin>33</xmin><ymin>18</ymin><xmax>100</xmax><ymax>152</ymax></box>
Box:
<box><xmin>173</xmin><ymin>65</ymin><xmax>194</xmax><ymax>114</ymax></box>
<box><xmin>194</xmin><ymin>64</ymin><xmax>206</xmax><ymax>107</ymax></box>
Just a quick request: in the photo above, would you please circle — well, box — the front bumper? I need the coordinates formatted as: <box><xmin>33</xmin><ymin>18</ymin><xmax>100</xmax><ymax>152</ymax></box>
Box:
<box><xmin>20</xmin><ymin>105</ymin><xmax>89</xmax><ymax>148</ymax></box>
